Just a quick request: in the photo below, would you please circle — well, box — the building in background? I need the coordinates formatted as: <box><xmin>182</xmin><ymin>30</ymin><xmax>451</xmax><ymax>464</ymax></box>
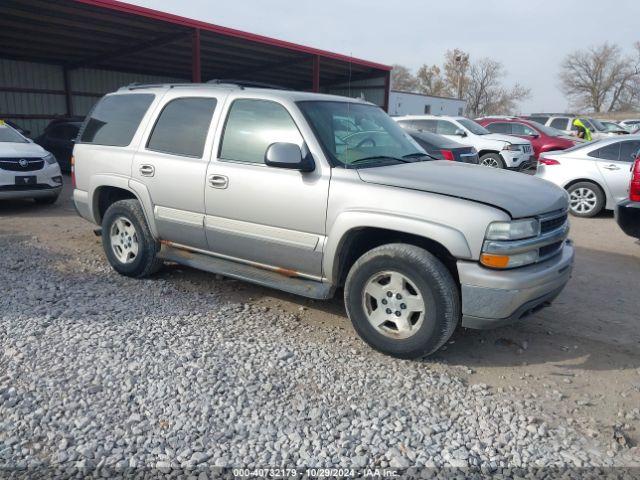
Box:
<box><xmin>389</xmin><ymin>90</ymin><xmax>466</xmax><ymax>117</ymax></box>
<box><xmin>0</xmin><ymin>0</ymin><xmax>391</xmax><ymax>137</ymax></box>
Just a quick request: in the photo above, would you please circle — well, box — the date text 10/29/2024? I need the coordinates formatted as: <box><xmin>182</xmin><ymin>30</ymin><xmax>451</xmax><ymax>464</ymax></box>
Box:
<box><xmin>233</xmin><ymin>468</ymin><xmax>400</xmax><ymax>478</ymax></box>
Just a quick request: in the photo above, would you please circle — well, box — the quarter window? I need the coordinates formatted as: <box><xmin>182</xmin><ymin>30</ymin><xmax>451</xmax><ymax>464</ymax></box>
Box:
<box><xmin>437</xmin><ymin>121</ymin><xmax>459</xmax><ymax>135</ymax></box>
<box><xmin>220</xmin><ymin>99</ymin><xmax>303</xmax><ymax>164</ymax></box>
<box><xmin>147</xmin><ymin>97</ymin><xmax>217</xmax><ymax>158</ymax></box>
<box><xmin>80</xmin><ymin>94</ymin><xmax>154</xmax><ymax>146</ymax></box>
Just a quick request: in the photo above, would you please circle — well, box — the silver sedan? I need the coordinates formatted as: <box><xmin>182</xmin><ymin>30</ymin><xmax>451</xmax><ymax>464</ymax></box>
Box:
<box><xmin>536</xmin><ymin>135</ymin><xmax>640</xmax><ymax>217</ymax></box>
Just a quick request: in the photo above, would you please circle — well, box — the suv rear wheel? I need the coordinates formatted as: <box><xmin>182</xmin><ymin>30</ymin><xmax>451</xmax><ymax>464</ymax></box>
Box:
<box><xmin>101</xmin><ymin>199</ymin><xmax>163</xmax><ymax>277</ymax></box>
<box><xmin>344</xmin><ymin>243</ymin><xmax>459</xmax><ymax>359</ymax></box>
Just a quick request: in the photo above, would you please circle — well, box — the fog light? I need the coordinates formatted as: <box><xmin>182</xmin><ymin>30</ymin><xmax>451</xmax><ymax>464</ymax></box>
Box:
<box><xmin>52</xmin><ymin>176</ymin><xmax>63</xmax><ymax>184</ymax></box>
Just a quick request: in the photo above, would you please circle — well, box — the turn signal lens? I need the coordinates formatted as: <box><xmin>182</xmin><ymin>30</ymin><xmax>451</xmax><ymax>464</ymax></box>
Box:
<box><xmin>480</xmin><ymin>253</ymin><xmax>510</xmax><ymax>268</ymax></box>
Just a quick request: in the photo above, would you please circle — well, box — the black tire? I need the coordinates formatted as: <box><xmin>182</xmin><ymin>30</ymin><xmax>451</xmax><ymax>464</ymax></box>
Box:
<box><xmin>566</xmin><ymin>181</ymin><xmax>605</xmax><ymax>218</ymax></box>
<box><xmin>344</xmin><ymin>243</ymin><xmax>460</xmax><ymax>359</ymax></box>
<box><xmin>101</xmin><ymin>199</ymin><xmax>162</xmax><ymax>278</ymax></box>
<box><xmin>34</xmin><ymin>195</ymin><xmax>58</xmax><ymax>205</ymax></box>
<box><xmin>479</xmin><ymin>153</ymin><xmax>505</xmax><ymax>169</ymax></box>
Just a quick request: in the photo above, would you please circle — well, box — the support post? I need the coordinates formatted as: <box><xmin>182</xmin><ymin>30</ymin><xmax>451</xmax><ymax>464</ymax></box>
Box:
<box><xmin>312</xmin><ymin>55</ymin><xmax>320</xmax><ymax>92</ymax></box>
<box><xmin>383</xmin><ymin>70</ymin><xmax>391</xmax><ymax>113</ymax></box>
<box><xmin>192</xmin><ymin>28</ymin><xmax>201</xmax><ymax>83</ymax></box>
<box><xmin>63</xmin><ymin>67</ymin><xmax>73</xmax><ymax>116</ymax></box>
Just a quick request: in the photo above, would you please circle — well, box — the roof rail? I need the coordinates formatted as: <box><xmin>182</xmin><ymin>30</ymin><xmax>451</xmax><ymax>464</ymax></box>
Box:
<box><xmin>206</xmin><ymin>79</ymin><xmax>291</xmax><ymax>90</ymax></box>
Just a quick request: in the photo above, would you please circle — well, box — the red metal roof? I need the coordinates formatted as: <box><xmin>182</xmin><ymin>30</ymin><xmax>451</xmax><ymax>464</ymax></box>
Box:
<box><xmin>74</xmin><ymin>0</ymin><xmax>392</xmax><ymax>72</ymax></box>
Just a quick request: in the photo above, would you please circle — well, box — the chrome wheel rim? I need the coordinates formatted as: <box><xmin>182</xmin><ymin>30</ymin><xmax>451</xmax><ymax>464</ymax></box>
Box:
<box><xmin>109</xmin><ymin>216</ymin><xmax>139</xmax><ymax>264</ymax></box>
<box><xmin>569</xmin><ymin>188</ymin><xmax>597</xmax><ymax>214</ymax></box>
<box><xmin>481</xmin><ymin>157</ymin><xmax>500</xmax><ymax>168</ymax></box>
<box><xmin>362</xmin><ymin>270</ymin><xmax>425</xmax><ymax>339</ymax></box>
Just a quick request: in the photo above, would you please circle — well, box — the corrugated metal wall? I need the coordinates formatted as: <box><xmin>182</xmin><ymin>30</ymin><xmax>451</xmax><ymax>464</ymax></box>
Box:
<box><xmin>0</xmin><ymin>59</ymin><xmax>185</xmax><ymax>137</ymax></box>
<box><xmin>325</xmin><ymin>77</ymin><xmax>387</xmax><ymax>107</ymax></box>
<box><xmin>0</xmin><ymin>59</ymin><xmax>66</xmax><ymax>136</ymax></box>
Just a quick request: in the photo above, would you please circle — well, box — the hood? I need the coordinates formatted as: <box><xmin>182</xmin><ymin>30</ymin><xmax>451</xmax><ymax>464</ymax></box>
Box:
<box><xmin>480</xmin><ymin>133</ymin><xmax>528</xmax><ymax>145</ymax></box>
<box><xmin>357</xmin><ymin>161</ymin><xmax>568</xmax><ymax>218</ymax></box>
<box><xmin>0</xmin><ymin>141</ymin><xmax>47</xmax><ymax>158</ymax></box>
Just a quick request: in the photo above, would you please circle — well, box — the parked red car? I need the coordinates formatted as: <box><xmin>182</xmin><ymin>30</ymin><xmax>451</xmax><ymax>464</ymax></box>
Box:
<box><xmin>476</xmin><ymin>117</ymin><xmax>576</xmax><ymax>159</ymax></box>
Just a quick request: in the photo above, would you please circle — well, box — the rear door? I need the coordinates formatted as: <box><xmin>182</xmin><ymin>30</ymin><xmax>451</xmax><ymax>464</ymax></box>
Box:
<box><xmin>132</xmin><ymin>92</ymin><xmax>222</xmax><ymax>249</ymax></box>
<box><xmin>592</xmin><ymin>140</ymin><xmax>640</xmax><ymax>204</ymax></box>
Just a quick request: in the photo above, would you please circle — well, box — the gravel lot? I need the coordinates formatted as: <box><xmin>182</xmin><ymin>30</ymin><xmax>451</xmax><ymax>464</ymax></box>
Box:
<box><xmin>1</xmin><ymin>178</ymin><xmax>639</xmax><ymax>476</ymax></box>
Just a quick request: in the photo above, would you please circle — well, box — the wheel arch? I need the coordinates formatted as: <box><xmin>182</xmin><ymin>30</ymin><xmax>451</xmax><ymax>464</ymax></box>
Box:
<box><xmin>328</xmin><ymin>224</ymin><xmax>468</xmax><ymax>288</ymax></box>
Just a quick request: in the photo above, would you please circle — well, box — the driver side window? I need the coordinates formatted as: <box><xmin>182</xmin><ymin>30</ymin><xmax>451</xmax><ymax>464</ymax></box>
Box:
<box><xmin>220</xmin><ymin>99</ymin><xmax>303</xmax><ymax>164</ymax></box>
<box><xmin>437</xmin><ymin>121</ymin><xmax>459</xmax><ymax>135</ymax></box>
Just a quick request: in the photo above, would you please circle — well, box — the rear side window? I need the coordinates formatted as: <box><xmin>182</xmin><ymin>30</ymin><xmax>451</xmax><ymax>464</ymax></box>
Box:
<box><xmin>550</xmin><ymin>118</ymin><xmax>568</xmax><ymax>130</ymax></box>
<box><xmin>589</xmin><ymin>142</ymin><xmax>620</xmax><ymax>161</ymax></box>
<box><xmin>220</xmin><ymin>99</ymin><xmax>302</xmax><ymax>164</ymax></box>
<box><xmin>412</xmin><ymin>119</ymin><xmax>437</xmax><ymax>133</ymax></box>
<box><xmin>486</xmin><ymin>122</ymin><xmax>510</xmax><ymax>134</ymax></box>
<box><xmin>80</xmin><ymin>94</ymin><xmax>154</xmax><ymax>146</ymax></box>
<box><xmin>147</xmin><ymin>98</ymin><xmax>217</xmax><ymax>158</ymax></box>
<box><xmin>436</xmin><ymin>121</ymin><xmax>459</xmax><ymax>135</ymax></box>
<box><xmin>619</xmin><ymin>141</ymin><xmax>640</xmax><ymax>162</ymax></box>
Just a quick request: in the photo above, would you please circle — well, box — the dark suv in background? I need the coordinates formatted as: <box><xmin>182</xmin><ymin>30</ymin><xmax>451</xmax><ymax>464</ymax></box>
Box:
<box><xmin>35</xmin><ymin>117</ymin><xmax>84</xmax><ymax>172</ymax></box>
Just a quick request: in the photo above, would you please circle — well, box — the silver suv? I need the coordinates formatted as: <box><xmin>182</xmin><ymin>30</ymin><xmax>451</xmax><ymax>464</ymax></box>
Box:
<box><xmin>73</xmin><ymin>83</ymin><xmax>574</xmax><ymax>359</ymax></box>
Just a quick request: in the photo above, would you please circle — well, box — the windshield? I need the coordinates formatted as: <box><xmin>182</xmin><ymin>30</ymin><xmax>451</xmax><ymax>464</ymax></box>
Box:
<box><xmin>457</xmin><ymin>118</ymin><xmax>490</xmax><ymax>135</ymax></box>
<box><xmin>297</xmin><ymin>101</ymin><xmax>427</xmax><ymax>167</ymax></box>
<box><xmin>0</xmin><ymin>124</ymin><xmax>28</xmax><ymax>143</ymax></box>
<box><xmin>601</xmin><ymin>121</ymin><xmax>622</xmax><ymax>132</ymax></box>
<box><xmin>583</xmin><ymin>118</ymin><xmax>606</xmax><ymax>132</ymax></box>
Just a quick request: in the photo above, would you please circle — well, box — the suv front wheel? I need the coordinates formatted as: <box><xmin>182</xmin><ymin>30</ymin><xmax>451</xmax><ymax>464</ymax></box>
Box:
<box><xmin>101</xmin><ymin>199</ymin><xmax>163</xmax><ymax>277</ymax></box>
<box><xmin>344</xmin><ymin>243</ymin><xmax>460</xmax><ymax>359</ymax></box>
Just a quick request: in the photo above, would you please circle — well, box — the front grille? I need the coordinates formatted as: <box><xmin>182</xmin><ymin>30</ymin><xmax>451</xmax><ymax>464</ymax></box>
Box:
<box><xmin>522</xmin><ymin>145</ymin><xmax>532</xmax><ymax>153</ymax></box>
<box><xmin>541</xmin><ymin>213</ymin><xmax>568</xmax><ymax>234</ymax></box>
<box><xmin>0</xmin><ymin>158</ymin><xmax>45</xmax><ymax>172</ymax></box>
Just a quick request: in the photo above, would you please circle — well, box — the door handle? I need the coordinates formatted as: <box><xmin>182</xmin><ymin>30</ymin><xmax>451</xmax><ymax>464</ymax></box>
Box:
<box><xmin>208</xmin><ymin>174</ymin><xmax>229</xmax><ymax>189</ymax></box>
<box><xmin>602</xmin><ymin>164</ymin><xmax>620</xmax><ymax>171</ymax></box>
<box><xmin>139</xmin><ymin>164</ymin><xmax>155</xmax><ymax>177</ymax></box>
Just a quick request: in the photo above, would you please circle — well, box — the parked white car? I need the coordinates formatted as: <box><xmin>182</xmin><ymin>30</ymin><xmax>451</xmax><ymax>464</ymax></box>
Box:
<box><xmin>394</xmin><ymin>115</ymin><xmax>534</xmax><ymax>169</ymax></box>
<box><xmin>536</xmin><ymin>135</ymin><xmax>640</xmax><ymax>217</ymax></box>
<box><xmin>0</xmin><ymin>121</ymin><xmax>63</xmax><ymax>204</ymax></box>
<box><xmin>620</xmin><ymin>119</ymin><xmax>640</xmax><ymax>130</ymax></box>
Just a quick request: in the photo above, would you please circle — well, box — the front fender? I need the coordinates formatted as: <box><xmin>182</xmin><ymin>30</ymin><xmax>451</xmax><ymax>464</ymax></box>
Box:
<box><xmin>323</xmin><ymin>211</ymin><xmax>472</xmax><ymax>283</ymax></box>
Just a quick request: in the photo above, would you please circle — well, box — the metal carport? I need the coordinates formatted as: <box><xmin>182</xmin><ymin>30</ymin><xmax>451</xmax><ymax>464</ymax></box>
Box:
<box><xmin>0</xmin><ymin>0</ymin><xmax>391</xmax><ymax>136</ymax></box>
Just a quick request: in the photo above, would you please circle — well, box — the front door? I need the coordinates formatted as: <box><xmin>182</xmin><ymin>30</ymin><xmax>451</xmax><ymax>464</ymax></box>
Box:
<box><xmin>204</xmin><ymin>97</ymin><xmax>329</xmax><ymax>278</ymax></box>
<box><xmin>597</xmin><ymin>140</ymin><xmax>640</xmax><ymax>204</ymax></box>
<box><xmin>132</xmin><ymin>93</ymin><xmax>222</xmax><ymax>250</ymax></box>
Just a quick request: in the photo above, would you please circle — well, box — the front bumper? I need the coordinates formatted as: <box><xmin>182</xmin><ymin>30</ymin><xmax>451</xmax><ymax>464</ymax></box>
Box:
<box><xmin>615</xmin><ymin>200</ymin><xmax>640</xmax><ymax>239</ymax></box>
<box><xmin>458</xmin><ymin>240</ymin><xmax>574</xmax><ymax>329</ymax></box>
<box><xmin>0</xmin><ymin>162</ymin><xmax>63</xmax><ymax>200</ymax></box>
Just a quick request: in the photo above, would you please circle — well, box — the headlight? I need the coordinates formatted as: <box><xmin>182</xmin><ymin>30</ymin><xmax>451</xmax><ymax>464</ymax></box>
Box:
<box><xmin>43</xmin><ymin>153</ymin><xmax>57</xmax><ymax>165</ymax></box>
<box><xmin>502</xmin><ymin>143</ymin><xmax>521</xmax><ymax>151</ymax></box>
<box><xmin>485</xmin><ymin>219</ymin><xmax>540</xmax><ymax>241</ymax></box>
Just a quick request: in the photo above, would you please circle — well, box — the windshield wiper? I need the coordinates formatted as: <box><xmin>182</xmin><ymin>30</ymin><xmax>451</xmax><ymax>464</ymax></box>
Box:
<box><xmin>349</xmin><ymin>155</ymin><xmax>412</xmax><ymax>166</ymax></box>
<box><xmin>403</xmin><ymin>152</ymin><xmax>436</xmax><ymax>161</ymax></box>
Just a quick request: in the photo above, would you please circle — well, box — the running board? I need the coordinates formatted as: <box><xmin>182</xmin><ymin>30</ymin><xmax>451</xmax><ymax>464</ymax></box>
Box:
<box><xmin>158</xmin><ymin>243</ymin><xmax>334</xmax><ymax>300</ymax></box>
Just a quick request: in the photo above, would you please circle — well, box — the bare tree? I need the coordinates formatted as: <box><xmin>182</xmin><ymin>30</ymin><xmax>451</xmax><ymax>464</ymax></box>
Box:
<box><xmin>415</xmin><ymin>64</ymin><xmax>449</xmax><ymax>96</ymax></box>
<box><xmin>390</xmin><ymin>64</ymin><xmax>418</xmax><ymax>92</ymax></box>
<box><xmin>465</xmin><ymin>58</ymin><xmax>530</xmax><ymax>117</ymax></box>
<box><xmin>560</xmin><ymin>43</ymin><xmax>640</xmax><ymax>112</ymax></box>
<box><xmin>443</xmin><ymin>49</ymin><xmax>470</xmax><ymax>100</ymax></box>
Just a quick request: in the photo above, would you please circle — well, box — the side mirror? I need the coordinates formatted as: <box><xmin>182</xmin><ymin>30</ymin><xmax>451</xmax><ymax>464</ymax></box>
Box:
<box><xmin>265</xmin><ymin>142</ymin><xmax>314</xmax><ymax>172</ymax></box>
<box><xmin>454</xmin><ymin>129</ymin><xmax>467</xmax><ymax>137</ymax></box>
<box><xmin>530</xmin><ymin>133</ymin><xmax>540</xmax><ymax>139</ymax></box>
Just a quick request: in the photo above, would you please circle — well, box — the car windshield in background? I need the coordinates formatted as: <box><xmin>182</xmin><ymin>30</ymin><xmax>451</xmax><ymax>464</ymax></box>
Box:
<box><xmin>458</xmin><ymin>118</ymin><xmax>490</xmax><ymax>135</ymax></box>
<box><xmin>297</xmin><ymin>101</ymin><xmax>427</xmax><ymax>167</ymax></box>
<box><xmin>0</xmin><ymin>125</ymin><xmax>28</xmax><ymax>143</ymax></box>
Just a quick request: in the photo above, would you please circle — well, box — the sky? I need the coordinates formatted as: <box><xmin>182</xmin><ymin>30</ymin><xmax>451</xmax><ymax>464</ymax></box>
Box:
<box><xmin>127</xmin><ymin>0</ymin><xmax>639</xmax><ymax>113</ymax></box>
